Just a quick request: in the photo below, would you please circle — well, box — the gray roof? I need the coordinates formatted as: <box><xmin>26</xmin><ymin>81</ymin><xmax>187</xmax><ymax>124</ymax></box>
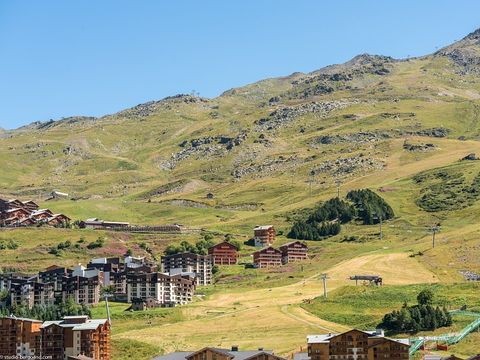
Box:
<box><xmin>293</xmin><ymin>353</ymin><xmax>309</xmax><ymax>360</ymax></box>
<box><xmin>152</xmin><ymin>352</ymin><xmax>194</xmax><ymax>360</ymax></box>
<box><xmin>1</xmin><ymin>316</ymin><xmax>42</xmax><ymax>323</ymax></box>
<box><xmin>152</xmin><ymin>349</ymin><xmax>277</xmax><ymax>360</ymax></box>
<box><xmin>41</xmin><ymin>318</ymin><xmax>108</xmax><ymax>330</ymax></box>
<box><xmin>229</xmin><ymin>350</ymin><xmax>273</xmax><ymax>360</ymax></box>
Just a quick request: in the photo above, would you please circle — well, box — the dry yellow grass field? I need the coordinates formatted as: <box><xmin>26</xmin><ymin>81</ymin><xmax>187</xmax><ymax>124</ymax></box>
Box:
<box><xmin>115</xmin><ymin>252</ymin><xmax>437</xmax><ymax>355</ymax></box>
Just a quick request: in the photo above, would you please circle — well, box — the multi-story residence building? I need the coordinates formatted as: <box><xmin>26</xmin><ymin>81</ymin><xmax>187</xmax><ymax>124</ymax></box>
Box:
<box><xmin>39</xmin><ymin>265</ymin><xmax>74</xmax><ymax>294</ymax></box>
<box><xmin>126</xmin><ymin>272</ymin><xmax>195</xmax><ymax>306</ymax></box>
<box><xmin>40</xmin><ymin>316</ymin><xmax>110</xmax><ymax>360</ymax></box>
<box><xmin>61</xmin><ymin>267</ymin><xmax>104</xmax><ymax>305</ymax></box>
<box><xmin>279</xmin><ymin>241</ymin><xmax>308</xmax><ymax>264</ymax></box>
<box><xmin>253</xmin><ymin>246</ymin><xmax>282</xmax><ymax>268</ymax></box>
<box><xmin>0</xmin><ymin>272</ymin><xmax>30</xmax><ymax>292</ymax></box>
<box><xmin>208</xmin><ymin>241</ymin><xmax>239</xmax><ymax>265</ymax></box>
<box><xmin>306</xmin><ymin>329</ymin><xmax>410</xmax><ymax>360</ymax></box>
<box><xmin>10</xmin><ymin>280</ymin><xmax>55</xmax><ymax>308</ymax></box>
<box><xmin>253</xmin><ymin>225</ymin><xmax>276</xmax><ymax>247</ymax></box>
<box><xmin>0</xmin><ymin>316</ymin><xmax>42</xmax><ymax>357</ymax></box>
<box><xmin>153</xmin><ymin>346</ymin><xmax>287</xmax><ymax>360</ymax></box>
<box><xmin>161</xmin><ymin>252</ymin><xmax>212</xmax><ymax>286</ymax></box>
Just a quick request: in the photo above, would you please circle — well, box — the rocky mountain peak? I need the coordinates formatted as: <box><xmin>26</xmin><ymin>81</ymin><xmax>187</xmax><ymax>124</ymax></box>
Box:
<box><xmin>463</xmin><ymin>27</ymin><xmax>480</xmax><ymax>41</ymax></box>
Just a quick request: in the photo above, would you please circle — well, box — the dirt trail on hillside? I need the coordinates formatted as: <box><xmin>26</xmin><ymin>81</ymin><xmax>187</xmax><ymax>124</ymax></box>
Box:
<box><xmin>115</xmin><ymin>252</ymin><xmax>437</xmax><ymax>354</ymax></box>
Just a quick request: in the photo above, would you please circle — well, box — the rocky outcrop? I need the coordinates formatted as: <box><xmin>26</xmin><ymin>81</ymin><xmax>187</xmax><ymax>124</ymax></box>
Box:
<box><xmin>162</xmin><ymin>133</ymin><xmax>247</xmax><ymax>170</ymax></box>
<box><xmin>313</xmin><ymin>131</ymin><xmax>391</xmax><ymax>145</ymax></box>
<box><xmin>114</xmin><ymin>94</ymin><xmax>210</xmax><ymax>119</ymax></box>
<box><xmin>313</xmin><ymin>155</ymin><xmax>385</xmax><ymax>176</ymax></box>
<box><xmin>461</xmin><ymin>153</ymin><xmax>479</xmax><ymax>161</ymax></box>
<box><xmin>403</xmin><ymin>142</ymin><xmax>436</xmax><ymax>152</ymax></box>
<box><xmin>436</xmin><ymin>29</ymin><xmax>480</xmax><ymax>74</ymax></box>
<box><xmin>313</xmin><ymin>127</ymin><xmax>449</xmax><ymax>146</ymax></box>
<box><xmin>255</xmin><ymin>100</ymin><xmax>357</xmax><ymax>131</ymax></box>
<box><xmin>232</xmin><ymin>156</ymin><xmax>300</xmax><ymax>179</ymax></box>
<box><xmin>179</xmin><ymin>133</ymin><xmax>246</xmax><ymax>151</ymax></box>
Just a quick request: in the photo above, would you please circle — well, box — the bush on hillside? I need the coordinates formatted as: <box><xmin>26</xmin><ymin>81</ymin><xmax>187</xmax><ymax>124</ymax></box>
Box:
<box><xmin>378</xmin><ymin>290</ymin><xmax>452</xmax><ymax>334</ymax></box>
<box><xmin>87</xmin><ymin>236</ymin><xmax>105</xmax><ymax>250</ymax></box>
<box><xmin>0</xmin><ymin>297</ymin><xmax>91</xmax><ymax>321</ymax></box>
<box><xmin>287</xmin><ymin>189</ymin><xmax>394</xmax><ymax>241</ymax></box>
<box><xmin>346</xmin><ymin>189</ymin><xmax>394</xmax><ymax>224</ymax></box>
<box><xmin>164</xmin><ymin>239</ymin><xmax>215</xmax><ymax>256</ymax></box>
<box><xmin>0</xmin><ymin>239</ymin><xmax>19</xmax><ymax>250</ymax></box>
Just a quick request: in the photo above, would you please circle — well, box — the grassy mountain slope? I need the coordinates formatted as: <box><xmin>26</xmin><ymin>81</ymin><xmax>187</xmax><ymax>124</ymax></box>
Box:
<box><xmin>2</xmin><ymin>29</ymin><xmax>480</xmax><ymax>358</ymax></box>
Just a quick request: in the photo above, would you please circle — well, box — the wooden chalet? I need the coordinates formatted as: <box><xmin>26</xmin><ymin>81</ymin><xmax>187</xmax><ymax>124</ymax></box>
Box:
<box><xmin>21</xmin><ymin>200</ymin><xmax>40</xmax><ymax>212</ymax></box>
<box><xmin>30</xmin><ymin>209</ymin><xmax>54</xmax><ymax>221</ymax></box>
<box><xmin>253</xmin><ymin>246</ymin><xmax>282</xmax><ymax>268</ymax></box>
<box><xmin>46</xmin><ymin>213</ymin><xmax>71</xmax><ymax>226</ymax></box>
<box><xmin>253</xmin><ymin>225</ymin><xmax>276</xmax><ymax>247</ymax></box>
<box><xmin>153</xmin><ymin>347</ymin><xmax>286</xmax><ymax>360</ymax></box>
<box><xmin>307</xmin><ymin>329</ymin><xmax>409</xmax><ymax>360</ymax></box>
<box><xmin>208</xmin><ymin>241</ymin><xmax>238</xmax><ymax>265</ymax></box>
<box><xmin>279</xmin><ymin>241</ymin><xmax>308</xmax><ymax>264</ymax></box>
<box><xmin>4</xmin><ymin>207</ymin><xmax>31</xmax><ymax>220</ymax></box>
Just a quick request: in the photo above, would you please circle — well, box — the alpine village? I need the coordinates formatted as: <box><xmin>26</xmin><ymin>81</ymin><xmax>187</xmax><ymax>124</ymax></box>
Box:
<box><xmin>2</xmin><ymin>17</ymin><xmax>480</xmax><ymax>360</ymax></box>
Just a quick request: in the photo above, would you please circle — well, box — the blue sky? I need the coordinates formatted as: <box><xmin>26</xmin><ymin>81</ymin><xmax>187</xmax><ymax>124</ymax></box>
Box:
<box><xmin>0</xmin><ymin>1</ymin><xmax>479</xmax><ymax>129</ymax></box>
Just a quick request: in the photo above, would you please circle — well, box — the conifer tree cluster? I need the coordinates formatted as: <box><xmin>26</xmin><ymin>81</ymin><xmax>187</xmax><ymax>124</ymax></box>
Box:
<box><xmin>287</xmin><ymin>189</ymin><xmax>394</xmax><ymax>240</ymax></box>
<box><xmin>0</xmin><ymin>297</ymin><xmax>92</xmax><ymax>321</ymax></box>
<box><xmin>379</xmin><ymin>289</ymin><xmax>453</xmax><ymax>334</ymax></box>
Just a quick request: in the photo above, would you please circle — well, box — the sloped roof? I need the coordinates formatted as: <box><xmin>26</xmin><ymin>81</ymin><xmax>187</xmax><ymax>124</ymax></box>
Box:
<box><xmin>1</xmin><ymin>316</ymin><xmax>42</xmax><ymax>323</ymax></box>
<box><xmin>254</xmin><ymin>225</ymin><xmax>274</xmax><ymax>231</ymax></box>
<box><xmin>279</xmin><ymin>241</ymin><xmax>307</xmax><ymax>249</ymax></box>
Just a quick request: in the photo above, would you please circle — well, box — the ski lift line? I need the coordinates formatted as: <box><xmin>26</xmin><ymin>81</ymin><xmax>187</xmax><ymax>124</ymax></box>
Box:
<box><xmin>408</xmin><ymin>310</ymin><xmax>480</xmax><ymax>356</ymax></box>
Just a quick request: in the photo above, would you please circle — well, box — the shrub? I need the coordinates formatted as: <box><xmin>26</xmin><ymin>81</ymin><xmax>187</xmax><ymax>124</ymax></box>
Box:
<box><xmin>379</xmin><ymin>289</ymin><xmax>452</xmax><ymax>334</ymax></box>
<box><xmin>87</xmin><ymin>237</ymin><xmax>105</xmax><ymax>250</ymax></box>
<box><xmin>0</xmin><ymin>239</ymin><xmax>19</xmax><ymax>250</ymax></box>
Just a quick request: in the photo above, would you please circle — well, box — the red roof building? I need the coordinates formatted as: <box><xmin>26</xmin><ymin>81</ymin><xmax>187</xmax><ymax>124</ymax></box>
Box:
<box><xmin>208</xmin><ymin>241</ymin><xmax>239</xmax><ymax>265</ymax></box>
<box><xmin>279</xmin><ymin>241</ymin><xmax>308</xmax><ymax>264</ymax></box>
<box><xmin>253</xmin><ymin>246</ymin><xmax>282</xmax><ymax>268</ymax></box>
<box><xmin>253</xmin><ymin>225</ymin><xmax>276</xmax><ymax>247</ymax></box>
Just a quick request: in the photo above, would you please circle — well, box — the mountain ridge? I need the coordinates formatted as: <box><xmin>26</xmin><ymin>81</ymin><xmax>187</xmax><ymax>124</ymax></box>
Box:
<box><xmin>14</xmin><ymin>28</ymin><xmax>480</xmax><ymax>132</ymax></box>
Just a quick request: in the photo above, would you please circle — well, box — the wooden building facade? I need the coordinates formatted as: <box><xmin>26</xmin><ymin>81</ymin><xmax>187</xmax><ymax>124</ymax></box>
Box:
<box><xmin>253</xmin><ymin>246</ymin><xmax>282</xmax><ymax>268</ymax></box>
<box><xmin>307</xmin><ymin>329</ymin><xmax>409</xmax><ymax>360</ymax></box>
<box><xmin>208</xmin><ymin>241</ymin><xmax>239</xmax><ymax>265</ymax></box>
<box><xmin>253</xmin><ymin>225</ymin><xmax>276</xmax><ymax>247</ymax></box>
<box><xmin>279</xmin><ymin>241</ymin><xmax>308</xmax><ymax>264</ymax></box>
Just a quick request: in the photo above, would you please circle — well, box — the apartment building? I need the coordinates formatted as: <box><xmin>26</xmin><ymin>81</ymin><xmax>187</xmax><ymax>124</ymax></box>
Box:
<box><xmin>208</xmin><ymin>241</ymin><xmax>239</xmax><ymax>265</ymax></box>
<box><xmin>39</xmin><ymin>265</ymin><xmax>74</xmax><ymax>293</ymax></box>
<box><xmin>253</xmin><ymin>246</ymin><xmax>282</xmax><ymax>268</ymax></box>
<box><xmin>306</xmin><ymin>329</ymin><xmax>410</xmax><ymax>360</ymax></box>
<box><xmin>279</xmin><ymin>241</ymin><xmax>308</xmax><ymax>264</ymax></box>
<box><xmin>153</xmin><ymin>346</ymin><xmax>287</xmax><ymax>360</ymax></box>
<box><xmin>253</xmin><ymin>225</ymin><xmax>276</xmax><ymax>247</ymax></box>
<box><xmin>10</xmin><ymin>280</ymin><xmax>55</xmax><ymax>308</ymax></box>
<box><xmin>41</xmin><ymin>316</ymin><xmax>110</xmax><ymax>360</ymax></box>
<box><xmin>61</xmin><ymin>268</ymin><xmax>104</xmax><ymax>305</ymax></box>
<box><xmin>161</xmin><ymin>252</ymin><xmax>213</xmax><ymax>286</ymax></box>
<box><xmin>126</xmin><ymin>272</ymin><xmax>195</xmax><ymax>306</ymax></box>
<box><xmin>0</xmin><ymin>316</ymin><xmax>42</xmax><ymax>357</ymax></box>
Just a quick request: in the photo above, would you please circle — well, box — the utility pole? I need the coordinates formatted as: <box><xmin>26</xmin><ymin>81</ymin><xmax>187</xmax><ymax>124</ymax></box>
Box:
<box><xmin>431</xmin><ymin>225</ymin><xmax>440</xmax><ymax>248</ymax></box>
<box><xmin>374</xmin><ymin>211</ymin><xmax>383</xmax><ymax>240</ymax></box>
<box><xmin>379</xmin><ymin>213</ymin><xmax>383</xmax><ymax>241</ymax></box>
<box><xmin>335</xmin><ymin>179</ymin><xmax>341</xmax><ymax>198</ymax></box>
<box><xmin>320</xmin><ymin>273</ymin><xmax>329</xmax><ymax>299</ymax></box>
<box><xmin>309</xmin><ymin>170</ymin><xmax>315</xmax><ymax>196</ymax></box>
<box><xmin>104</xmin><ymin>293</ymin><xmax>112</xmax><ymax>325</ymax></box>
